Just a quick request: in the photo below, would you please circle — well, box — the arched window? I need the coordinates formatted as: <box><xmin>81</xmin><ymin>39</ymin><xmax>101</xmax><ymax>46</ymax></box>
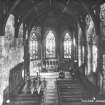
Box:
<box><xmin>64</xmin><ymin>33</ymin><xmax>72</xmax><ymax>58</ymax></box>
<box><xmin>46</xmin><ymin>30</ymin><xmax>55</xmax><ymax>58</ymax></box>
<box><xmin>5</xmin><ymin>14</ymin><xmax>15</xmax><ymax>48</ymax></box>
<box><xmin>18</xmin><ymin>23</ymin><xmax>23</xmax><ymax>38</ymax></box>
<box><xmin>5</xmin><ymin>14</ymin><xmax>15</xmax><ymax>38</ymax></box>
<box><xmin>30</xmin><ymin>27</ymin><xmax>39</xmax><ymax>59</ymax></box>
<box><xmin>18</xmin><ymin>23</ymin><xmax>23</xmax><ymax>47</ymax></box>
<box><xmin>29</xmin><ymin>27</ymin><xmax>41</xmax><ymax>76</ymax></box>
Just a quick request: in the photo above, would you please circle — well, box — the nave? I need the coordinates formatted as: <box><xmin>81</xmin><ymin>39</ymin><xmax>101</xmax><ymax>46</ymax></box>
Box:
<box><xmin>3</xmin><ymin>72</ymin><xmax>104</xmax><ymax>105</ymax></box>
<box><xmin>1</xmin><ymin>0</ymin><xmax>105</xmax><ymax>105</ymax></box>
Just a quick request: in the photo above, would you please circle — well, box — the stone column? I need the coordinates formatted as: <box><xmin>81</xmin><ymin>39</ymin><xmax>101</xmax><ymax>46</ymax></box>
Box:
<box><xmin>82</xmin><ymin>28</ymin><xmax>87</xmax><ymax>75</ymax></box>
<box><xmin>23</xmin><ymin>24</ymin><xmax>31</xmax><ymax>93</ymax></box>
<box><xmin>94</xmin><ymin>5</ymin><xmax>103</xmax><ymax>94</ymax></box>
<box><xmin>56</xmin><ymin>31</ymin><xmax>60</xmax><ymax>70</ymax></box>
<box><xmin>71</xmin><ymin>33</ymin><xmax>74</xmax><ymax>63</ymax></box>
<box><xmin>14</xmin><ymin>16</ymin><xmax>19</xmax><ymax>38</ymax></box>
<box><xmin>23</xmin><ymin>23</ymin><xmax>28</xmax><ymax>81</ymax></box>
<box><xmin>41</xmin><ymin>28</ymin><xmax>45</xmax><ymax>70</ymax></box>
<box><xmin>88</xmin><ymin>34</ymin><xmax>93</xmax><ymax>74</ymax></box>
<box><xmin>59</xmin><ymin>31</ymin><xmax>63</xmax><ymax>71</ymax></box>
<box><xmin>79</xmin><ymin>16</ymin><xmax>87</xmax><ymax>75</ymax></box>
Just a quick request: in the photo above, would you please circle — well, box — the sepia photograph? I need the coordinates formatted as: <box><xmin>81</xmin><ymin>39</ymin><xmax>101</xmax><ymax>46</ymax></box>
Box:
<box><xmin>0</xmin><ymin>0</ymin><xmax>105</xmax><ymax>105</ymax></box>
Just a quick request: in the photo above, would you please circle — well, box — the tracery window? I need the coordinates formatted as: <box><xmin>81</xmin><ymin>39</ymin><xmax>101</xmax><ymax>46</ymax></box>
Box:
<box><xmin>29</xmin><ymin>27</ymin><xmax>41</xmax><ymax>76</ymax></box>
<box><xmin>64</xmin><ymin>33</ymin><xmax>72</xmax><ymax>58</ymax></box>
<box><xmin>46</xmin><ymin>30</ymin><xmax>55</xmax><ymax>58</ymax></box>
<box><xmin>29</xmin><ymin>27</ymin><xmax>40</xmax><ymax>59</ymax></box>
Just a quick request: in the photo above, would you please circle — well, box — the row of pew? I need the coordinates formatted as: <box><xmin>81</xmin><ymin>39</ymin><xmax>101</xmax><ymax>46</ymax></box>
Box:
<box><xmin>3</xmin><ymin>78</ymin><xmax>46</xmax><ymax>105</ymax></box>
<box><xmin>56</xmin><ymin>79</ymin><xmax>91</xmax><ymax>105</ymax></box>
<box><xmin>4</xmin><ymin>93</ymin><xmax>42</xmax><ymax>105</ymax></box>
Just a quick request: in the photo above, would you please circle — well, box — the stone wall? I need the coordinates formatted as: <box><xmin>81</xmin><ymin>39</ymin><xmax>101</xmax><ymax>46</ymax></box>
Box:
<box><xmin>0</xmin><ymin>36</ymin><xmax>24</xmax><ymax>105</ymax></box>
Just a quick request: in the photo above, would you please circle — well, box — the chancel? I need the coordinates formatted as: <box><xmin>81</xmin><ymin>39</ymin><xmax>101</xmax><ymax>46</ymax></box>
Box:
<box><xmin>0</xmin><ymin>0</ymin><xmax>105</xmax><ymax>105</ymax></box>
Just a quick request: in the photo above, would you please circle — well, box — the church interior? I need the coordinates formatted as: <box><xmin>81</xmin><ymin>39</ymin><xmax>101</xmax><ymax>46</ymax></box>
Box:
<box><xmin>0</xmin><ymin>0</ymin><xmax>105</xmax><ymax>105</ymax></box>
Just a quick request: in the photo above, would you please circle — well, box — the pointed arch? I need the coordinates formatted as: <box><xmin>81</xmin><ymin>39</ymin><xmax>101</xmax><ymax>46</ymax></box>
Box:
<box><xmin>29</xmin><ymin>27</ymin><xmax>39</xmax><ymax>59</ymax></box>
<box><xmin>46</xmin><ymin>30</ymin><xmax>55</xmax><ymax>58</ymax></box>
<box><xmin>64</xmin><ymin>32</ymin><xmax>72</xmax><ymax>58</ymax></box>
<box><xmin>17</xmin><ymin>23</ymin><xmax>23</xmax><ymax>47</ymax></box>
<box><xmin>5</xmin><ymin>14</ymin><xmax>15</xmax><ymax>38</ymax></box>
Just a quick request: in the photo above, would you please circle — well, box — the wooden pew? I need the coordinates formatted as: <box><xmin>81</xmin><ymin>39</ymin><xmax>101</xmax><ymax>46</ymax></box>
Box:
<box><xmin>56</xmin><ymin>79</ymin><xmax>87</xmax><ymax>105</ymax></box>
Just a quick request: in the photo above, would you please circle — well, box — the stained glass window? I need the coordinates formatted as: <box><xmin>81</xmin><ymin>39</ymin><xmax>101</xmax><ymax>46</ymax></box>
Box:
<box><xmin>29</xmin><ymin>27</ymin><xmax>41</xmax><ymax>76</ymax></box>
<box><xmin>29</xmin><ymin>27</ymin><xmax>39</xmax><ymax>59</ymax></box>
<box><xmin>64</xmin><ymin>33</ymin><xmax>72</xmax><ymax>58</ymax></box>
<box><xmin>46</xmin><ymin>31</ymin><xmax>55</xmax><ymax>58</ymax></box>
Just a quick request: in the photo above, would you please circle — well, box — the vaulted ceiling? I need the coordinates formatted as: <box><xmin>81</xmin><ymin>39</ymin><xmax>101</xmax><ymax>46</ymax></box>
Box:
<box><xmin>0</xmin><ymin>0</ymin><xmax>105</xmax><ymax>30</ymax></box>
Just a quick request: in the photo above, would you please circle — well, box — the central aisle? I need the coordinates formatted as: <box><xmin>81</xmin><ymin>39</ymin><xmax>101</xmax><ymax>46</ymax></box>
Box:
<box><xmin>42</xmin><ymin>72</ymin><xmax>71</xmax><ymax>105</ymax></box>
<box><xmin>44</xmin><ymin>78</ymin><xmax>58</xmax><ymax>105</ymax></box>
